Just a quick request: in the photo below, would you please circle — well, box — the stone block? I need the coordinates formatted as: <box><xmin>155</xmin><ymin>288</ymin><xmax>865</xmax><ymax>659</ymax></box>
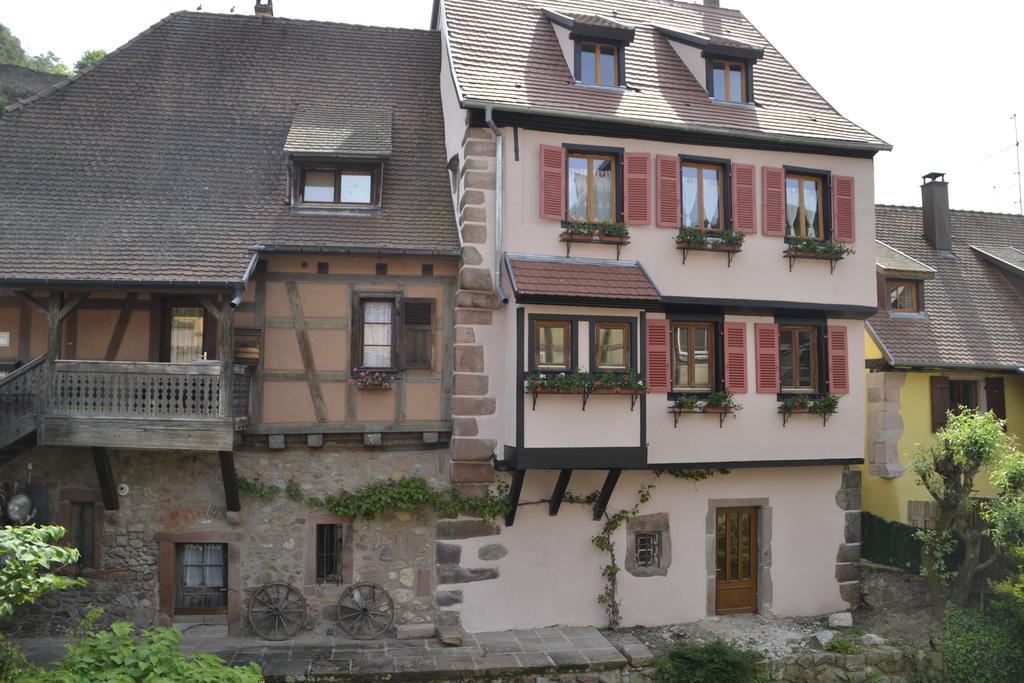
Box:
<box><xmin>835</xmin><ymin>563</ymin><xmax>860</xmax><ymax>583</ymax></box>
<box><xmin>464</xmin><ymin>126</ymin><xmax>492</xmax><ymax>142</ymax></box>
<box><xmin>452</xmin><ymin>396</ymin><xmax>496</xmax><ymax>416</ymax></box>
<box><xmin>437</xmin><ymin>520</ymin><xmax>500</xmax><ymax>540</ymax></box>
<box><xmin>437</xmin><ymin>565</ymin><xmax>499</xmax><ymax>585</ymax></box>
<box><xmin>836</xmin><ymin>543</ymin><xmax>861</xmax><ymax>563</ymax></box>
<box><xmin>306</xmin><ymin>433</ymin><xmax>324</xmax><ymax>448</ymax></box>
<box><xmin>454</xmin><ymin>346</ymin><xmax>485</xmax><ymax>373</ymax></box>
<box><xmin>478</xmin><ymin>543</ymin><xmax>508</xmax><ymax>561</ymax></box>
<box><xmin>396</xmin><ymin>623</ymin><xmax>435</xmax><ymax>639</ymax></box>
<box><xmin>459</xmin><ymin>267</ymin><xmax>493</xmax><ymax>292</ymax></box>
<box><xmin>459</xmin><ymin>189</ymin><xmax>485</xmax><ymax>209</ymax></box>
<box><xmin>452</xmin><ymin>438</ymin><xmax>495</xmax><ymax>461</ymax></box>
<box><xmin>839</xmin><ymin>581</ymin><xmax>861</xmax><ymax>607</ymax></box>
<box><xmin>461</xmin><ymin>206</ymin><xmax>487</xmax><ymax>223</ymax></box>
<box><xmin>461</xmin><ymin>245</ymin><xmax>483</xmax><ymax>266</ymax></box>
<box><xmin>450</xmin><ymin>461</ymin><xmax>494</xmax><ymax>484</ymax></box>
<box><xmin>842</xmin><ymin>469</ymin><xmax>861</xmax><ymax>490</ymax></box>
<box><xmin>461</xmin><ymin>222</ymin><xmax>487</xmax><ymax>244</ymax></box>
<box><xmin>268</xmin><ymin>434</ymin><xmax>286</xmax><ymax>450</ymax></box>
<box><xmin>454</xmin><ymin>373</ymin><xmax>488</xmax><ymax>396</ymax></box>
<box><xmin>814</xmin><ymin>630</ymin><xmax>836</xmax><ymax>647</ymax></box>
<box><xmin>422</xmin><ymin>431</ymin><xmax>439</xmax><ymax>444</ymax></box>
<box><xmin>454</xmin><ymin>308</ymin><xmax>492</xmax><ymax>325</ymax></box>
<box><xmin>867</xmin><ymin>388</ymin><xmax>882</xmax><ymax>402</ymax></box>
<box><xmin>416</xmin><ymin>567</ymin><xmax>432</xmax><ymax>596</ymax></box>
<box><xmin>434</xmin><ymin>589</ymin><xmax>463</xmax><ymax>606</ymax></box>
<box><xmin>464</xmin><ymin>171</ymin><xmax>496</xmax><ymax>190</ymax></box>
<box><xmin>828</xmin><ymin>611</ymin><xmax>854</xmax><ymax>628</ymax></box>
<box><xmin>455</xmin><ymin>289</ymin><xmax>501</xmax><ymax>309</ymax></box>
<box><xmin>464</xmin><ymin>141</ymin><xmax>496</xmax><ymax>157</ymax></box>
<box><xmin>452</xmin><ymin>417</ymin><xmax>478</xmax><ymax>437</ymax></box>
<box><xmin>845</xmin><ymin>510</ymin><xmax>861</xmax><ymax>543</ymax></box>
<box><xmin>455</xmin><ymin>326</ymin><xmax>476</xmax><ymax>344</ymax></box>
<box><xmin>436</xmin><ymin>542</ymin><xmax>462</xmax><ymax>564</ymax></box>
<box><xmin>461</xmin><ymin>156</ymin><xmax>489</xmax><ymax>172</ymax></box>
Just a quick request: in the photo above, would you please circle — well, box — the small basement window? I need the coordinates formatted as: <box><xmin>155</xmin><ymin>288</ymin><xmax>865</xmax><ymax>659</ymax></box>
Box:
<box><xmin>316</xmin><ymin>524</ymin><xmax>343</xmax><ymax>584</ymax></box>
<box><xmin>711</xmin><ymin>60</ymin><xmax>747</xmax><ymax>103</ymax></box>
<box><xmin>297</xmin><ymin>162</ymin><xmax>381</xmax><ymax>207</ymax></box>
<box><xmin>887</xmin><ymin>279</ymin><xmax>921</xmax><ymax>313</ymax></box>
<box><xmin>635</xmin><ymin>532</ymin><xmax>661</xmax><ymax>569</ymax></box>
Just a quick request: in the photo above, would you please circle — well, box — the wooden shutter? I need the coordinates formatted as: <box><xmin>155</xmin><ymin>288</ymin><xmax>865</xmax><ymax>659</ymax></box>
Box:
<box><xmin>539</xmin><ymin>144</ymin><xmax>566</xmax><ymax>221</ymax></box>
<box><xmin>761</xmin><ymin>166</ymin><xmax>785</xmax><ymax>237</ymax></box>
<box><xmin>722</xmin><ymin>322</ymin><xmax>747</xmax><ymax>393</ymax></box>
<box><xmin>986</xmin><ymin>377</ymin><xmax>1007</xmax><ymax>421</ymax></box>
<box><xmin>826</xmin><ymin>325</ymin><xmax>849</xmax><ymax>395</ymax></box>
<box><xmin>655</xmin><ymin>154</ymin><xmax>680</xmax><ymax>228</ymax></box>
<box><xmin>754</xmin><ymin>323</ymin><xmax>779</xmax><ymax>394</ymax></box>
<box><xmin>623</xmin><ymin>152</ymin><xmax>651</xmax><ymax>225</ymax></box>
<box><xmin>930</xmin><ymin>376</ymin><xmax>950</xmax><ymax>432</ymax></box>
<box><xmin>646</xmin><ymin>319</ymin><xmax>671</xmax><ymax>393</ymax></box>
<box><xmin>832</xmin><ymin>175</ymin><xmax>855</xmax><ymax>243</ymax></box>
<box><xmin>401</xmin><ymin>299</ymin><xmax>434</xmax><ymax>368</ymax></box>
<box><xmin>731</xmin><ymin>163</ymin><xmax>756</xmax><ymax>234</ymax></box>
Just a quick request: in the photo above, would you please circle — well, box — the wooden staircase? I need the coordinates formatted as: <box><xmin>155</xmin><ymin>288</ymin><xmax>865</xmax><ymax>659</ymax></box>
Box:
<box><xmin>0</xmin><ymin>355</ymin><xmax>45</xmax><ymax>462</ymax></box>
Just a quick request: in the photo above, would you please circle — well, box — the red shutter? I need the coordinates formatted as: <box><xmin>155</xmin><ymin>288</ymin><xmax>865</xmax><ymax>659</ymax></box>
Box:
<box><xmin>827</xmin><ymin>325</ymin><xmax>850</xmax><ymax>395</ymax></box>
<box><xmin>832</xmin><ymin>175</ymin><xmax>855</xmax><ymax>243</ymax></box>
<box><xmin>754</xmin><ymin>323</ymin><xmax>779</xmax><ymax>394</ymax></box>
<box><xmin>646</xmin><ymin>319</ymin><xmax>671</xmax><ymax>393</ymax></box>
<box><xmin>731</xmin><ymin>163</ymin><xmax>756</xmax><ymax>234</ymax></box>
<box><xmin>623</xmin><ymin>152</ymin><xmax>651</xmax><ymax>225</ymax></box>
<box><xmin>539</xmin><ymin>144</ymin><xmax>566</xmax><ymax>221</ymax></box>
<box><xmin>655</xmin><ymin>154</ymin><xmax>680</xmax><ymax>228</ymax></box>
<box><xmin>761</xmin><ymin>166</ymin><xmax>785</xmax><ymax>237</ymax></box>
<box><xmin>723</xmin><ymin>322</ymin><xmax>747</xmax><ymax>393</ymax></box>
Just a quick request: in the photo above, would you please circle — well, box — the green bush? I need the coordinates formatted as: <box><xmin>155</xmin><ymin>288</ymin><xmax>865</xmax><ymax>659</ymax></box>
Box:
<box><xmin>655</xmin><ymin>639</ymin><xmax>767</xmax><ymax>683</ymax></box>
<box><xmin>941</xmin><ymin>607</ymin><xmax>1024</xmax><ymax>683</ymax></box>
<box><xmin>825</xmin><ymin>638</ymin><xmax>859</xmax><ymax>654</ymax></box>
<box><xmin>861</xmin><ymin>511</ymin><xmax>924</xmax><ymax>571</ymax></box>
<box><xmin>18</xmin><ymin>621</ymin><xmax>263</xmax><ymax>682</ymax></box>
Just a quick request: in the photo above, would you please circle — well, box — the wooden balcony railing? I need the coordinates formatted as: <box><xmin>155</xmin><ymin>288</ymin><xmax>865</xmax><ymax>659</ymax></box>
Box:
<box><xmin>0</xmin><ymin>355</ymin><xmax>47</xmax><ymax>448</ymax></box>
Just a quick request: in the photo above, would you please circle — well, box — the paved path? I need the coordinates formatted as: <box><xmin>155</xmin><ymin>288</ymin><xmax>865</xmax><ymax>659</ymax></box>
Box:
<box><xmin>16</xmin><ymin>625</ymin><xmax>655</xmax><ymax>681</ymax></box>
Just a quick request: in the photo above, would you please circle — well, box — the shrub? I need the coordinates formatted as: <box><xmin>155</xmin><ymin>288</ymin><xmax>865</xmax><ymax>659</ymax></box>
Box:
<box><xmin>825</xmin><ymin>638</ymin><xmax>859</xmax><ymax>654</ymax></box>
<box><xmin>861</xmin><ymin>511</ymin><xmax>925</xmax><ymax>572</ymax></box>
<box><xmin>0</xmin><ymin>525</ymin><xmax>83</xmax><ymax>619</ymax></box>
<box><xmin>655</xmin><ymin>639</ymin><xmax>767</xmax><ymax>683</ymax></box>
<box><xmin>941</xmin><ymin>607</ymin><xmax>1024</xmax><ymax>683</ymax></box>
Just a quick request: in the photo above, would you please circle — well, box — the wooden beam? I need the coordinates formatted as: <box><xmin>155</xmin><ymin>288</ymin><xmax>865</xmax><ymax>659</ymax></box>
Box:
<box><xmin>592</xmin><ymin>469</ymin><xmax>621</xmax><ymax>520</ymax></box>
<box><xmin>91</xmin><ymin>447</ymin><xmax>120</xmax><ymax>511</ymax></box>
<box><xmin>549</xmin><ymin>469</ymin><xmax>573</xmax><ymax>517</ymax></box>
<box><xmin>46</xmin><ymin>293</ymin><xmax>62</xmax><ymax>408</ymax></box>
<box><xmin>14</xmin><ymin>291</ymin><xmax>48</xmax><ymax>318</ymax></box>
<box><xmin>504</xmin><ymin>469</ymin><xmax>526</xmax><ymax>527</ymax></box>
<box><xmin>18</xmin><ymin>301</ymin><xmax>31</xmax><ymax>363</ymax></box>
<box><xmin>219</xmin><ymin>297</ymin><xmax>234</xmax><ymax>418</ymax></box>
<box><xmin>104</xmin><ymin>293</ymin><xmax>137</xmax><ymax>361</ymax></box>
<box><xmin>286</xmin><ymin>282</ymin><xmax>328</xmax><ymax>423</ymax></box>
<box><xmin>56</xmin><ymin>292</ymin><xmax>90</xmax><ymax>322</ymax></box>
<box><xmin>197</xmin><ymin>296</ymin><xmax>223</xmax><ymax>324</ymax></box>
<box><xmin>219</xmin><ymin>450</ymin><xmax>241</xmax><ymax>512</ymax></box>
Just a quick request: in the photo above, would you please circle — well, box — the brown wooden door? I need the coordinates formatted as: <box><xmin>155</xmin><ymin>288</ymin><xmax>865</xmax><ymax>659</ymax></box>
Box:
<box><xmin>715</xmin><ymin>507</ymin><xmax>758</xmax><ymax>614</ymax></box>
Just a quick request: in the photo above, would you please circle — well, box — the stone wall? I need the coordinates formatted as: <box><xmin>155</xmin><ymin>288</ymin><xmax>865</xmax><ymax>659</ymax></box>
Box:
<box><xmin>768</xmin><ymin>645</ymin><xmax>942</xmax><ymax>682</ymax></box>
<box><xmin>0</xmin><ymin>441</ymin><xmax>444</xmax><ymax>636</ymax></box>
<box><xmin>858</xmin><ymin>561</ymin><xmax>931</xmax><ymax>612</ymax></box>
<box><xmin>834</xmin><ymin>467</ymin><xmax>862</xmax><ymax>608</ymax></box>
<box><xmin>865</xmin><ymin>371</ymin><xmax>906</xmax><ymax>479</ymax></box>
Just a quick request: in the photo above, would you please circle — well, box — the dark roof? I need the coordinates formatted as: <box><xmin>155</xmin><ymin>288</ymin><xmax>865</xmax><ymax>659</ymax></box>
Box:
<box><xmin>506</xmin><ymin>254</ymin><xmax>660</xmax><ymax>304</ymax></box>
<box><xmin>868</xmin><ymin>205</ymin><xmax>1024</xmax><ymax>370</ymax></box>
<box><xmin>875</xmin><ymin>240</ymin><xmax>935</xmax><ymax>279</ymax></box>
<box><xmin>0</xmin><ymin>12</ymin><xmax>458</xmax><ymax>287</ymax></box>
<box><xmin>440</xmin><ymin>0</ymin><xmax>888</xmax><ymax>152</ymax></box>
<box><xmin>284</xmin><ymin>104</ymin><xmax>393</xmax><ymax>157</ymax></box>
<box><xmin>0</xmin><ymin>64</ymin><xmax>64</xmax><ymax>106</ymax></box>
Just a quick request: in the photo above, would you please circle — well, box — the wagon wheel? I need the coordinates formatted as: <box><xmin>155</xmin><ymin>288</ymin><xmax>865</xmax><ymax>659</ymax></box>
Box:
<box><xmin>248</xmin><ymin>581</ymin><xmax>307</xmax><ymax>641</ymax></box>
<box><xmin>336</xmin><ymin>582</ymin><xmax>394</xmax><ymax>640</ymax></box>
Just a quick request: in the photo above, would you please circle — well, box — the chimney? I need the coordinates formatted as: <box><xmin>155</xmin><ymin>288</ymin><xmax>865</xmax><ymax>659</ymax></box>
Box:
<box><xmin>921</xmin><ymin>172</ymin><xmax>952</xmax><ymax>251</ymax></box>
<box><xmin>254</xmin><ymin>0</ymin><xmax>273</xmax><ymax>16</ymax></box>
<box><xmin>704</xmin><ymin>0</ymin><xmax>721</xmax><ymax>6</ymax></box>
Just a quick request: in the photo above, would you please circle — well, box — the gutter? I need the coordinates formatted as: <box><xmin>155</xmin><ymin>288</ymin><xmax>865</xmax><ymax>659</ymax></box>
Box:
<box><xmin>484</xmin><ymin>106</ymin><xmax>509</xmax><ymax>304</ymax></box>
<box><xmin>248</xmin><ymin>244</ymin><xmax>460</xmax><ymax>258</ymax></box>
<box><xmin>463</xmin><ymin>99</ymin><xmax>892</xmax><ymax>155</ymax></box>
<box><xmin>0</xmin><ymin>277</ymin><xmax>241</xmax><ymax>290</ymax></box>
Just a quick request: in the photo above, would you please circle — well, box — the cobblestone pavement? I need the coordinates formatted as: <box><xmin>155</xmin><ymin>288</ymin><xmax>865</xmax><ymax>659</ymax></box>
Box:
<box><xmin>16</xmin><ymin>625</ymin><xmax>655</xmax><ymax>681</ymax></box>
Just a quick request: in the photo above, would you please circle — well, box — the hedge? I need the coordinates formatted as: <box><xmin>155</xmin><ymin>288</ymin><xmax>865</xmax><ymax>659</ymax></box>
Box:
<box><xmin>861</xmin><ymin>511</ymin><xmax>967</xmax><ymax>573</ymax></box>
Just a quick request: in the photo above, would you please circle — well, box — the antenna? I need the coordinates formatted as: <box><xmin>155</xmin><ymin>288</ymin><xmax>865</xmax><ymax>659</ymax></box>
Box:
<box><xmin>1014</xmin><ymin>114</ymin><xmax>1023</xmax><ymax>215</ymax></box>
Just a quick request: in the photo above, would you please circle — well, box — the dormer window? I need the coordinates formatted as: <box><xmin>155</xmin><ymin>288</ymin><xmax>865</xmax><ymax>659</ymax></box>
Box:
<box><xmin>297</xmin><ymin>161</ymin><xmax>381</xmax><ymax>208</ymax></box>
<box><xmin>543</xmin><ymin>9</ymin><xmax>635</xmax><ymax>89</ymax></box>
<box><xmin>711</xmin><ymin>60</ymin><xmax>747</xmax><ymax>103</ymax></box>
<box><xmin>579</xmin><ymin>41</ymin><xmax>619</xmax><ymax>87</ymax></box>
<box><xmin>886</xmin><ymin>279</ymin><xmax>921</xmax><ymax>313</ymax></box>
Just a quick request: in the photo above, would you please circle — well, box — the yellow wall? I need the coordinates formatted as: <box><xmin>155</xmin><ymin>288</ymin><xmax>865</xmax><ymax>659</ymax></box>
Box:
<box><xmin>861</xmin><ymin>335</ymin><xmax>1022</xmax><ymax>523</ymax></box>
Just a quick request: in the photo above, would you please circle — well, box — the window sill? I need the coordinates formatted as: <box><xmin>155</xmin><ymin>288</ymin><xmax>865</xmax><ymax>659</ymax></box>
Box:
<box><xmin>290</xmin><ymin>205</ymin><xmax>382</xmax><ymax>218</ymax></box>
<box><xmin>886</xmin><ymin>311</ymin><xmax>927</xmax><ymax>319</ymax></box>
<box><xmin>707</xmin><ymin>97</ymin><xmax>757</xmax><ymax>109</ymax></box>
<box><xmin>569</xmin><ymin>81</ymin><xmax>632</xmax><ymax>94</ymax></box>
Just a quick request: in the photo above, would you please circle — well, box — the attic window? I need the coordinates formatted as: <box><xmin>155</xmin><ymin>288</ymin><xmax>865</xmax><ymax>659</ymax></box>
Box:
<box><xmin>296</xmin><ymin>161</ymin><xmax>382</xmax><ymax>208</ymax></box>
<box><xmin>711</xmin><ymin>60</ymin><xmax>747</xmax><ymax>103</ymax></box>
<box><xmin>579</xmin><ymin>41</ymin><xmax>619</xmax><ymax>86</ymax></box>
<box><xmin>887</xmin><ymin>279</ymin><xmax>921</xmax><ymax>313</ymax></box>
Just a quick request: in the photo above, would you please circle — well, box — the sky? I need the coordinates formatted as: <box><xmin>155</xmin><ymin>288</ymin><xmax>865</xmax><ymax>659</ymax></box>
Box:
<box><xmin>4</xmin><ymin>0</ymin><xmax>1024</xmax><ymax>214</ymax></box>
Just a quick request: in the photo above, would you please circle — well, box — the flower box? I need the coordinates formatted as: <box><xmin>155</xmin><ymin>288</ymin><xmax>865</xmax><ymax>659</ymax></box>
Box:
<box><xmin>675</xmin><ymin>241</ymin><xmax>742</xmax><ymax>253</ymax></box>
<box><xmin>558</xmin><ymin>228</ymin><xmax>630</xmax><ymax>258</ymax></box>
<box><xmin>356</xmin><ymin>383</ymin><xmax>393</xmax><ymax>390</ymax></box>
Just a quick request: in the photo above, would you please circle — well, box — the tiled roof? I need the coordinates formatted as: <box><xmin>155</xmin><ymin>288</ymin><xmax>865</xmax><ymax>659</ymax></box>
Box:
<box><xmin>0</xmin><ymin>64</ymin><xmax>65</xmax><ymax>106</ymax></box>
<box><xmin>506</xmin><ymin>254</ymin><xmax>660</xmax><ymax>302</ymax></box>
<box><xmin>868</xmin><ymin>205</ymin><xmax>1024</xmax><ymax>369</ymax></box>
<box><xmin>971</xmin><ymin>245</ymin><xmax>1024</xmax><ymax>277</ymax></box>
<box><xmin>440</xmin><ymin>0</ymin><xmax>888</xmax><ymax>150</ymax></box>
<box><xmin>284</xmin><ymin>104</ymin><xmax>393</xmax><ymax>157</ymax></box>
<box><xmin>0</xmin><ymin>12</ymin><xmax>458</xmax><ymax>286</ymax></box>
<box><xmin>875</xmin><ymin>240</ymin><xmax>935</xmax><ymax>279</ymax></box>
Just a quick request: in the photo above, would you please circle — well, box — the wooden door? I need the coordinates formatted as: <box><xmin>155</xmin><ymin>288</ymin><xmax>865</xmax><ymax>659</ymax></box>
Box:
<box><xmin>715</xmin><ymin>507</ymin><xmax>758</xmax><ymax>614</ymax></box>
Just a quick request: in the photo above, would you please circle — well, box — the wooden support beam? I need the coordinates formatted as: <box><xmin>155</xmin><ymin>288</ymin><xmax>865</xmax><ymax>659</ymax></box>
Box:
<box><xmin>104</xmin><ymin>294</ymin><xmax>137</xmax><ymax>361</ymax></box>
<box><xmin>56</xmin><ymin>292</ymin><xmax>90</xmax><ymax>322</ymax></box>
<box><xmin>197</xmin><ymin>296</ymin><xmax>224</xmax><ymax>324</ymax></box>
<box><xmin>219</xmin><ymin>450</ymin><xmax>241</xmax><ymax>512</ymax></box>
<box><xmin>592</xmin><ymin>469</ymin><xmax>621</xmax><ymax>520</ymax></box>
<box><xmin>91</xmin><ymin>447</ymin><xmax>120</xmax><ymax>511</ymax></box>
<box><xmin>219</xmin><ymin>297</ymin><xmax>234</xmax><ymax>418</ymax></box>
<box><xmin>45</xmin><ymin>293</ymin><xmax>62</xmax><ymax>408</ymax></box>
<box><xmin>13</xmin><ymin>291</ymin><xmax>48</xmax><ymax>318</ymax></box>
<box><xmin>504</xmin><ymin>469</ymin><xmax>526</xmax><ymax>527</ymax></box>
<box><xmin>549</xmin><ymin>469</ymin><xmax>573</xmax><ymax>517</ymax></box>
<box><xmin>286</xmin><ymin>282</ymin><xmax>328</xmax><ymax>423</ymax></box>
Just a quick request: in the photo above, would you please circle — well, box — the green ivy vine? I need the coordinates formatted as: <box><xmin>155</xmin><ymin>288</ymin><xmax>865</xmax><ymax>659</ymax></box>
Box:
<box><xmin>236</xmin><ymin>475</ymin><xmax>280</xmax><ymax>499</ymax></box>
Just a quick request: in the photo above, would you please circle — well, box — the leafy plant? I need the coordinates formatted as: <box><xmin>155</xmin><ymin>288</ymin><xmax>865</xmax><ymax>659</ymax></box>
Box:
<box><xmin>0</xmin><ymin>525</ymin><xmax>84</xmax><ymax>619</ymax></box>
<box><xmin>705</xmin><ymin>390</ymin><xmax>742</xmax><ymax>412</ymax></box>
<box><xmin>655</xmin><ymin>639</ymin><xmax>767</xmax><ymax>683</ymax></box>
<box><xmin>809</xmin><ymin>393</ymin><xmax>840</xmax><ymax>417</ymax></box>
<box><xmin>674</xmin><ymin>395</ymin><xmax>700</xmax><ymax>410</ymax></box>
<box><xmin>593</xmin><ymin>482</ymin><xmax>654</xmax><ymax>628</ymax></box>
<box><xmin>286</xmin><ymin>478</ymin><xmax>304</xmax><ymax>503</ymax></box>
<box><xmin>675</xmin><ymin>227</ymin><xmax>745</xmax><ymax>248</ymax></box>
<box><xmin>523</xmin><ymin>371</ymin><xmax>645</xmax><ymax>394</ymax></box>
<box><xmin>308</xmin><ymin>476</ymin><xmax>511</xmax><ymax>522</ymax></box>
<box><xmin>237</xmin><ymin>475</ymin><xmax>280</xmax><ymax>500</ymax></box>
<box><xmin>779</xmin><ymin>395</ymin><xmax>810</xmax><ymax>414</ymax></box>
<box><xmin>785</xmin><ymin>237</ymin><xmax>855</xmax><ymax>259</ymax></box>
<box><xmin>941</xmin><ymin>607</ymin><xmax>1024</xmax><ymax>683</ymax></box>
<box><xmin>350</xmin><ymin>368</ymin><xmax>394</xmax><ymax>389</ymax></box>
<box><xmin>562</xmin><ymin>220</ymin><xmax>630</xmax><ymax>239</ymax></box>
<box><xmin>825</xmin><ymin>638</ymin><xmax>859</xmax><ymax>654</ymax></box>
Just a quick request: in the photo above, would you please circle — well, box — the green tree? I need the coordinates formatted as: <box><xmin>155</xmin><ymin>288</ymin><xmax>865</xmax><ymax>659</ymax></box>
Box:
<box><xmin>0</xmin><ymin>525</ymin><xmax>83</xmax><ymax>619</ymax></box>
<box><xmin>25</xmin><ymin>51</ymin><xmax>69</xmax><ymax>75</ymax></box>
<box><xmin>0</xmin><ymin>23</ymin><xmax>28</xmax><ymax>65</ymax></box>
<box><xmin>74</xmin><ymin>49</ymin><xmax>106</xmax><ymax>73</ymax></box>
<box><xmin>913</xmin><ymin>408</ymin><xmax>1020</xmax><ymax>607</ymax></box>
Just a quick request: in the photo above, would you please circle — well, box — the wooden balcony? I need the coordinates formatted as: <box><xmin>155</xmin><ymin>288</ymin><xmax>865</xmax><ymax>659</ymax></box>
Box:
<box><xmin>1</xmin><ymin>358</ymin><xmax>251</xmax><ymax>452</ymax></box>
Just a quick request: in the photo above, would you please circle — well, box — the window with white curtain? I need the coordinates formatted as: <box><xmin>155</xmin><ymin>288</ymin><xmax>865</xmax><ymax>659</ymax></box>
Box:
<box><xmin>169</xmin><ymin>307</ymin><xmax>205</xmax><ymax>363</ymax></box>
<box><xmin>361</xmin><ymin>301</ymin><xmax>394</xmax><ymax>369</ymax></box>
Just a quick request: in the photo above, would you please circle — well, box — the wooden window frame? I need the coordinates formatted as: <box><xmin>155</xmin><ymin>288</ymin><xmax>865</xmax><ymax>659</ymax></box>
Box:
<box><xmin>887</xmin><ymin>279</ymin><xmax>921</xmax><ymax>313</ymax></box>
<box><xmin>711</xmin><ymin>59</ymin><xmax>748</xmax><ymax>103</ymax></box>
<box><xmin>680</xmin><ymin>160</ymin><xmax>728</xmax><ymax>231</ymax></box>
<box><xmin>57</xmin><ymin>488</ymin><xmax>104</xmax><ymax>575</ymax></box>
<box><xmin>784</xmin><ymin>173</ymin><xmax>826</xmax><ymax>240</ymax></box>
<box><xmin>577</xmin><ymin>41</ymin><xmax>620</xmax><ymax>86</ymax></box>
<box><xmin>159</xmin><ymin>297</ymin><xmax>217</xmax><ymax>363</ymax></box>
<box><xmin>566</xmin><ymin>151</ymin><xmax>619</xmax><ymax>223</ymax></box>
<box><xmin>949</xmin><ymin>379</ymin><xmax>979</xmax><ymax>413</ymax></box>
<box><xmin>592</xmin><ymin>321</ymin><xmax>633</xmax><ymax>372</ymax></box>
<box><xmin>634</xmin><ymin>532</ymin><xmax>661</xmax><ymax>569</ymax></box>
<box><xmin>295</xmin><ymin>161</ymin><xmax>382</xmax><ymax>208</ymax></box>
<box><xmin>778</xmin><ymin>324</ymin><xmax>820</xmax><ymax>393</ymax></box>
<box><xmin>303</xmin><ymin>513</ymin><xmax>354</xmax><ymax>591</ymax></box>
<box><xmin>400</xmin><ymin>298</ymin><xmax>434</xmax><ymax>370</ymax></box>
<box><xmin>670</xmin><ymin>321</ymin><xmax>717</xmax><ymax>392</ymax></box>
<box><xmin>174</xmin><ymin>542</ymin><xmax>228</xmax><ymax>615</ymax></box>
<box><xmin>530</xmin><ymin>318</ymin><xmax>574</xmax><ymax>372</ymax></box>
<box><xmin>352</xmin><ymin>297</ymin><xmax>398</xmax><ymax>371</ymax></box>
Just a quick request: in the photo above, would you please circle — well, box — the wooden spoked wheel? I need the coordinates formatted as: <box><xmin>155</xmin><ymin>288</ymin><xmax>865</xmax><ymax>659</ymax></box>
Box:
<box><xmin>247</xmin><ymin>581</ymin><xmax>307</xmax><ymax>640</ymax></box>
<box><xmin>336</xmin><ymin>582</ymin><xmax>394</xmax><ymax>640</ymax></box>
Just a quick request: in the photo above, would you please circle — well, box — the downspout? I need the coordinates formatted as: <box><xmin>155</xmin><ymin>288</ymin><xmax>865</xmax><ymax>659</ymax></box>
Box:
<box><xmin>485</xmin><ymin>106</ymin><xmax>509</xmax><ymax>304</ymax></box>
